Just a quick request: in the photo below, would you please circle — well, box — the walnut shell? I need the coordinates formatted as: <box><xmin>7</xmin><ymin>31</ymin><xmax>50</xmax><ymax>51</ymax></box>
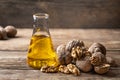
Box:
<box><xmin>90</xmin><ymin>52</ymin><xmax>106</xmax><ymax>66</ymax></box>
<box><xmin>106</xmin><ymin>56</ymin><xmax>117</xmax><ymax>67</ymax></box>
<box><xmin>0</xmin><ymin>30</ymin><xmax>2</xmax><ymax>39</ymax></box>
<box><xmin>88</xmin><ymin>43</ymin><xmax>106</xmax><ymax>55</ymax></box>
<box><xmin>76</xmin><ymin>60</ymin><xmax>93</xmax><ymax>72</ymax></box>
<box><xmin>56</xmin><ymin>44</ymin><xmax>72</xmax><ymax>65</ymax></box>
<box><xmin>94</xmin><ymin>64</ymin><xmax>110</xmax><ymax>74</ymax></box>
<box><xmin>0</xmin><ymin>26</ymin><xmax>8</xmax><ymax>40</ymax></box>
<box><xmin>5</xmin><ymin>25</ymin><xmax>17</xmax><ymax>37</ymax></box>
<box><xmin>65</xmin><ymin>40</ymin><xmax>85</xmax><ymax>53</ymax></box>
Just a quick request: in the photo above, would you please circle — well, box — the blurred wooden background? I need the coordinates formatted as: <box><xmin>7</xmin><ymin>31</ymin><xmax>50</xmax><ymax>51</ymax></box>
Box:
<box><xmin>0</xmin><ymin>0</ymin><xmax>120</xmax><ymax>28</ymax></box>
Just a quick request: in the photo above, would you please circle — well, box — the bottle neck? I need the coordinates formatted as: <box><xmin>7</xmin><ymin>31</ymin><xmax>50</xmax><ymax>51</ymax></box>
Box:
<box><xmin>32</xmin><ymin>13</ymin><xmax>50</xmax><ymax>36</ymax></box>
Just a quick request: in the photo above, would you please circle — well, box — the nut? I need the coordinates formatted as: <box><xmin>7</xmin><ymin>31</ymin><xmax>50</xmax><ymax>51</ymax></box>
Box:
<box><xmin>5</xmin><ymin>25</ymin><xmax>17</xmax><ymax>37</ymax></box>
<box><xmin>59</xmin><ymin>65</ymin><xmax>70</xmax><ymax>74</ymax></box>
<box><xmin>56</xmin><ymin>44</ymin><xmax>72</xmax><ymax>65</ymax></box>
<box><xmin>64</xmin><ymin>67</ymin><xmax>70</xmax><ymax>74</ymax></box>
<box><xmin>59</xmin><ymin>64</ymin><xmax>80</xmax><ymax>75</ymax></box>
<box><xmin>56</xmin><ymin>41</ymin><xmax>112</xmax><ymax>75</ymax></box>
<box><xmin>88</xmin><ymin>43</ymin><xmax>106</xmax><ymax>55</ymax></box>
<box><xmin>66</xmin><ymin>40</ymin><xmax>85</xmax><ymax>53</ymax></box>
<box><xmin>41</xmin><ymin>66</ymin><xmax>58</xmax><ymax>73</ymax></box>
<box><xmin>106</xmin><ymin>56</ymin><xmax>117</xmax><ymax>67</ymax></box>
<box><xmin>76</xmin><ymin>60</ymin><xmax>93</xmax><ymax>72</ymax></box>
<box><xmin>56</xmin><ymin>44</ymin><xmax>66</xmax><ymax>65</ymax></box>
<box><xmin>40</xmin><ymin>65</ymin><xmax>48</xmax><ymax>72</ymax></box>
<box><xmin>90</xmin><ymin>52</ymin><xmax>106</xmax><ymax>66</ymax></box>
<box><xmin>71</xmin><ymin>46</ymin><xmax>83</xmax><ymax>60</ymax></box>
<box><xmin>94</xmin><ymin>64</ymin><xmax>110</xmax><ymax>74</ymax></box>
<box><xmin>67</xmin><ymin>64</ymin><xmax>80</xmax><ymax>76</ymax></box>
<box><xmin>0</xmin><ymin>30</ymin><xmax>2</xmax><ymax>40</ymax></box>
<box><xmin>72</xmin><ymin>67</ymin><xmax>80</xmax><ymax>76</ymax></box>
<box><xmin>0</xmin><ymin>26</ymin><xmax>8</xmax><ymax>40</ymax></box>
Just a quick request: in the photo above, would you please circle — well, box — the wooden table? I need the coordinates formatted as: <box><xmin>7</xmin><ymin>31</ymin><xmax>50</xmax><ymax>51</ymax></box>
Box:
<box><xmin>0</xmin><ymin>28</ymin><xmax>120</xmax><ymax>80</ymax></box>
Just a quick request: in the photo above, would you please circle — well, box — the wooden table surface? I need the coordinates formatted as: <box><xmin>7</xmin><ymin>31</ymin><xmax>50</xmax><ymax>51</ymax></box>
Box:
<box><xmin>0</xmin><ymin>28</ymin><xmax>120</xmax><ymax>80</ymax></box>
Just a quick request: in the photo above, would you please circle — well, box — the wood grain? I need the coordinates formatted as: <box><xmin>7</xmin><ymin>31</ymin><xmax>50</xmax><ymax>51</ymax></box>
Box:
<box><xmin>0</xmin><ymin>28</ymin><xmax>120</xmax><ymax>79</ymax></box>
<box><xmin>0</xmin><ymin>50</ymin><xmax>119</xmax><ymax>80</ymax></box>
<box><xmin>0</xmin><ymin>28</ymin><xmax>120</xmax><ymax>50</ymax></box>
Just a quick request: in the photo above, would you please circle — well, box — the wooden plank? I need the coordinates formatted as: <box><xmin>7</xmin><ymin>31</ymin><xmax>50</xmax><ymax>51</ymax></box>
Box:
<box><xmin>0</xmin><ymin>28</ymin><xmax>120</xmax><ymax>79</ymax></box>
<box><xmin>0</xmin><ymin>28</ymin><xmax>120</xmax><ymax>50</ymax></box>
<box><xmin>0</xmin><ymin>70</ymin><xmax>119</xmax><ymax>80</ymax></box>
<box><xmin>0</xmin><ymin>50</ymin><xmax>119</xmax><ymax>79</ymax></box>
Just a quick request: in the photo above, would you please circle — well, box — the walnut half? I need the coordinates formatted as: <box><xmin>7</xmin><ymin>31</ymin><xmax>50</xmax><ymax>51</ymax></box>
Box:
<box><xmin>59</xmin><ymin>64</ymin><xmax>80</xmax><ymax>76</ymax></box>
<box><xmin>41</xmin><ymin>66</ymin><xmax>58</xmax><ymax>73</ymax></box>
<box><xmin>67</xmin><ymin>64</ymin><xmax>80</xmax><ymax>76</ymax></box>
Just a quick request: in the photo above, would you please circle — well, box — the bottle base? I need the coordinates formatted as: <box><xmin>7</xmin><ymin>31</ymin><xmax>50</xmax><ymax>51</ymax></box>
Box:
<box><xmin>27</xmin><ymin>57</ymin><xmax>58</xmax><ymax>69</ymax></box>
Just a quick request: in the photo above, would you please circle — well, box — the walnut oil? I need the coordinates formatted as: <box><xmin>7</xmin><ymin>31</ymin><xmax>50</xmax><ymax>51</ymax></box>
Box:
<box><xmin>27</xmin><ymin>34</ymin><xmax>58</xmax><ymax>69</ymax></box>
<box><xmin>27</xmin><ymin>13</ymin><xmax>59</xmax><ymax>69</ymax></box>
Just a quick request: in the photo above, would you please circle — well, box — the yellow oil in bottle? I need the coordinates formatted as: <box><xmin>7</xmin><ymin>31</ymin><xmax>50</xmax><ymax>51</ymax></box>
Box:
<box><xmin>27</xmin><ymin>33</ymin><xmax>59</xmax><ymax>69</ymax></box>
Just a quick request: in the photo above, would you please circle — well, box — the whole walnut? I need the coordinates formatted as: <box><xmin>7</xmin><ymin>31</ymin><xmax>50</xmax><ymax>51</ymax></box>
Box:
<box><xmin>65</xmin><ymin>40</ymin><xmax>85</xmax><ymax>53</ymax></box>
<box><xmin>94</xmin><ymin>64</ymin><xmax>110</xmax><ymax>74</ymax></box>
<box><xmin>106</xmin><ymin>56</ymin><xmax>117</xmax><ymax>67</ymax></box>
<box><xmin>0</xmin><ymin>26</ymin><xmax>8</xmax><ymax>40</ymax></box>
<box><xmin>5</xmin><ymin>25</ymin><xmax>17</xmax><ymax>37</ymax></box>
<box><xmin>76</xmin><ymin>60</ymin><xmax>93</xmax><ymax>72</ymax></box>
<box><xmin>88</xmin><ymin>43</ymin><xmax>106</xmax><ymax>55</ymax></box>
<box><xmin>90</xmin><ymin>52</ymin><xmax>106</xmax><ymax>66</ymax></box>
<box><xmin>56</xmin><ymin>44</ymin><xmax>72</xmax><ymax>65</ymax></box>
<box><xmin>0</xmin><ymin>30</ymin><xmax>2</xmax><ymax>39</ymax></box>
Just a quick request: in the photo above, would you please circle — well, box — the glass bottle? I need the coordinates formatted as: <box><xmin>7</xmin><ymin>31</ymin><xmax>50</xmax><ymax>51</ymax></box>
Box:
<box><xmin>27</xmin><ymin>13</ymin><xmax>59</xmax><ymax>69</ymax></box>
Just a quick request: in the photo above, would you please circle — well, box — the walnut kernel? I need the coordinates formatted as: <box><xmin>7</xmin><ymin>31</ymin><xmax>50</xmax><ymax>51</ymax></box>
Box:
<box><xmin>41</xmin><ymin>66</ymin><xmax>58</xmax><ymax>73</ymax></box>
<box><xmin>67</xmin><ymin>64</ymin><xmax>80</xmax><ymax>76</ymax></box>
<box><xmin>71</xmin><ymin>46</ymin><xmax>83</xmax><ymax>60</ymax></box>
<box><xmin>59</xmin><ymin>65</ymin><xmax>70</xmax><ymax>74</ymax></box>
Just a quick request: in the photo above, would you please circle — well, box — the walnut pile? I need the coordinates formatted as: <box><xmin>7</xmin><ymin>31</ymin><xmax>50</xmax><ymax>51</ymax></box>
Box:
<box><xmin>40</xmin><ymin>40</ymin><xmax>116</xmax><ymax>76</ymax></box>
<box><xmin>0</xmin><ymin>25</ymin><xmax>17</xmax><ymax>40</ymax></box>
<box><xmin>89</xmin><ymin>43</ymin><xmax>111</xmax><ymax>74</ymax></box>
<box><xmin>55</xmin><ymin>40</ymin><xmax>116</xmax><ymax>75</ymax></box>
